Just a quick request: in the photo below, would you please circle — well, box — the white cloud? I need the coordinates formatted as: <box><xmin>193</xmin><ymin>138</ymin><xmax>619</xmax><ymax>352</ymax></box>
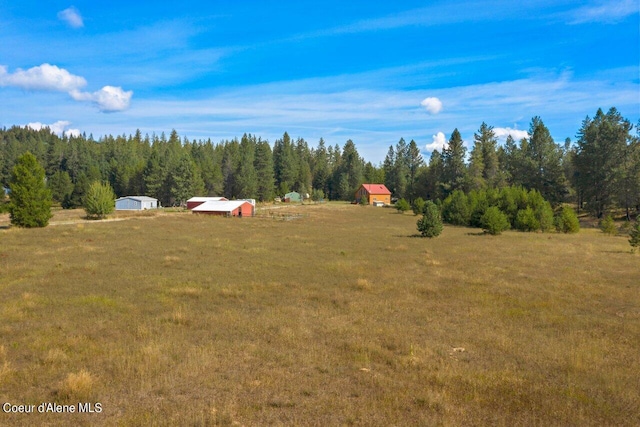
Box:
<box><xmin>0</xmin><ymin>63</ymin><xmax>86</xmax><ymax>92</ymax></box>
<box><xmin>58</xmin><ymin>7</ymin><xmax>84</xmax><ymax>29</ymax></box>
<box><xmin>425</xmin><ymin>131</ymin><xmax>447</xmax><ymax>152</ymax></box>
<box><xmin>26</xmin><ymin>120</ymin><xmax>81</xmax><ymax>137</ymax></box>
<box><xmin>70</xmin><ymin>86</ymin><xmax>133</xmax><ymax>112</ymax></box>
<box><xmin>0</xmin><ymin>63</ymin><xmax>132</xmax><ymax>112</ymax></box>
<box><xmin>568</xmin><ymin>0</ymin><xmax>636</xmax><ymax>24</ymax></box>
<box><xmin>494</xmin><ymin>127</ymin><xmax>529</xmax><ymax>141</ymax></box>
<box><xmin>420</xmin><ymin>97</ymin><xmax>443</xmax><ymax>114</ymax></box>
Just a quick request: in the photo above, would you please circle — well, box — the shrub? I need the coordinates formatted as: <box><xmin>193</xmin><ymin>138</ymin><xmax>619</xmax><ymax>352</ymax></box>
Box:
<box><xmin>555</xmin><ymin>206</ymin><xmax>580</xmax><ymax>233</ymax></box>
<box><xmin>515</xmin><ymin>207</ymin><xmax>540</xmax><ymax>232</ymax></box>
<box><xmin>629</xmin><ymin>220</ymin><xmax>640</xmax><ymax>252</ymax></box>
<box><xmin>84</xmin><ymin>181</ymin><xmax>116</xmax><ymax>219</ymax></box>
<box><xmin>481</xmin><ymin>206</ymin><xmax>510</xmax><ymax>235</ymax></box>
<box><xmin>9</xmin><ymin>151</ymin><xmax>52</xmax><ymax>227</ymax></box>
<box><xmin>395</xmin><ymin>198</ymin><xmax>411</xmax><ymax>213</ymax></box>
<box><xmin>411</xmin><ymin>197</ymin><xmax>426</xmax><ymax>215</ymax></box>
<box><xmin>442</xmin><ymin>190</ymin><xmax>470</xmax><ymax>226</ymax></box>
<box><xmin>311</xmin><ymin>188</ymin><xmax>324</xmax><ymax>202</ymax></box>
<box><xmin>536</xmin><ymin>202</ymin><xmax>555</xmax><ymax>232</ymax></box>
<box><xmin>417</xmin><ymin>201</ymin><xmax>443</xmax><ymax>238</ymax></box>
<box><xmin>468</xmin><ymin>190</ymin><xmax>489</xmax><ymax>228</ymax></box>
<box><xmin>599</xmin><ymin>215</ymin><xmax>617</xmax><ymax>235</ymax></box>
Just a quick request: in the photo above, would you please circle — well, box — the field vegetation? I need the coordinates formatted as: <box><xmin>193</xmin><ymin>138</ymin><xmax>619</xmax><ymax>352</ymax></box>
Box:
<box><xmin>0</xmin><ymin>204</ymin><xmax>638</xmax><ymax>426</ymax></box>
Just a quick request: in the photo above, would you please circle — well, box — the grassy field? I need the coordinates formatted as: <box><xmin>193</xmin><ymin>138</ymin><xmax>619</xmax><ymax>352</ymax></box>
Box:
<box><xmin>0</xmin><ymin>204</ymin><xmax>638</xmax><ymax>426</ymax></box>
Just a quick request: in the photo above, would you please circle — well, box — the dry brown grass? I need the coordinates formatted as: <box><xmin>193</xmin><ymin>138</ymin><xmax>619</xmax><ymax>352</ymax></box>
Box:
<box><xmin>0</xmin><ymin>203</ymin><xmax>638</xmax><ymax>426</ymax></box>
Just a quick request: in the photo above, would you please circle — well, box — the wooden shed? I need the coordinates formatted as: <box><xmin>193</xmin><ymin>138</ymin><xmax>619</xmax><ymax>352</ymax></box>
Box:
<box><xmin>191</xmin><ymin>200</ymin><xmax>254</xmax><ymax>217</ymax></box>
<box><xmin>355</xmin><ymin>184</ymin><xmax>392</xmax><ymax>205</ymax></box>
<box><xmin>186</xmin><ymin>196</ymin><xmax>228</xmax><ymax>210</ymax></box>
<box><xmin>115</xmin><ymin>196</ymin><xmax>158</xmax><ymax>210</ymax></box>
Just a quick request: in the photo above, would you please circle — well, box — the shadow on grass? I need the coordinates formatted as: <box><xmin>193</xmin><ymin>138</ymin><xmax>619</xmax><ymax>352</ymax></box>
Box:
<box><xmin>466</xmin><ymin>231</ymin><xmax>487</xmax><ymax>236</ymax></box>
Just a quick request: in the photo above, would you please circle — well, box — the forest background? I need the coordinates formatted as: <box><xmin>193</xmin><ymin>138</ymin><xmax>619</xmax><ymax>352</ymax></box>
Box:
<box><xmin>1</xmin><ymin>107</ymin><xmax>638</xmax><ymax>220</ymax></box>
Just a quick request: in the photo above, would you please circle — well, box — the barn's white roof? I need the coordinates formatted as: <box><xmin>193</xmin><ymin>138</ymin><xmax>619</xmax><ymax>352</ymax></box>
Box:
<box><xmin>191</xmin><ymin>200</ymin><xmax>250</xmax><ymax>212</ymax></box>
<box><xmin>116</xmin><ymin>196</ymin><xmax>157</xmax><ymax>202</ymax></box>
<box><xmin>187</xmin><ymin>196</ymin><xmax>227</xmax><ymax>203</ymax></box>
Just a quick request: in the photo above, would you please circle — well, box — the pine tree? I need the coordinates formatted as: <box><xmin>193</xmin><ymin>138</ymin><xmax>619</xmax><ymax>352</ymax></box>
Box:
<box><xmin>574</xmin><ymin>108</ymin><xmax>631</xmax><ymax>217</ymax></box>
<box><xmin>522</xmin><ymin>117</ymin><xmax>567</xmax><ymax>205</ymax></box>
<box><xmin>417</xmin><ymin>200</ymin><xmax>443</xmax><ymax>237</ymax></box>
<box><xmin>442</xmin><ymin>128</ymin><xmax>467</xmax><ymax>195</ymax></box>
<box><xmin>9</xmin><ymin>151</ymin><xmax>52</xmax><ymax>227</ymax></box>
<box><xmin>236</xmin><ymin>134</ymin><xmax>258</xmax><ymax>198</ymax></box>
<box><xmin>254</xmin><ymin>138</ymin><xmax>275</xmax><ymax>202</ymax></box>
<box><xmin>406</xmin><ymin>139</ymin><xmax>424</xmax><ymax>202</ymax></box>
<box><xmin>48</xmin><ymin>170</ymin><xmax>74</xmax><ymax>205</ymax></box>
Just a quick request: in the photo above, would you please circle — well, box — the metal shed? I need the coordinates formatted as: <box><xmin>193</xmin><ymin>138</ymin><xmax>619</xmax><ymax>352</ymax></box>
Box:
<box><xmin>284</xmin><ymin>192</ymin><xmax>301</xmax><ymax>203</ymax></box>
<box><xmin>115</xmin><ymin>196</ymin><xmax>158</xmax><ymax>210</ymax></box>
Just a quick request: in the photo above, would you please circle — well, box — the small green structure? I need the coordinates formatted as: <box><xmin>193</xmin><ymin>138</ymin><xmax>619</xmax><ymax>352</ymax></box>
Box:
<box><xmin>284</xmin><ymin>191</ymin><xmax>301</xmax><ymax>203</ymax></box>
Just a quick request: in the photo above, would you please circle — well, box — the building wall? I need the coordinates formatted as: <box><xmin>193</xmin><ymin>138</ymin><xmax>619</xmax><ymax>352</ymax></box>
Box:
<box><xmin>186</xmin><ymin>201</ymin><xmax>205</xmax><ymax>210</ymax></box>
<box><xmin>355</xmin><ymin>187</ymin><xmax>391</xmax><ymax>205</ymax></box>
<box><xmin>116</xmin><ymin>198</ymin><xmax>142</xmax><ymax>210</ymax></box>
<box><xmin>368</xmin><ymin>194</ymin><xmax>391</xmax><ymax>205</ymax></box>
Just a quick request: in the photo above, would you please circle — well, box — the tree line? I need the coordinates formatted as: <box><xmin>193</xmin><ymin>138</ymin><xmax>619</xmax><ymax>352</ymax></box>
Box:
<box><xmin>1</xmin><ymin>107</ymin><xmax>638</xmax><ymax>218</ymax></box>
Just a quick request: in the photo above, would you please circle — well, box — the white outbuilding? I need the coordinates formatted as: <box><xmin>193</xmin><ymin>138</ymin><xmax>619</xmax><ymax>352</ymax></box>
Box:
<box><xmin>115</xmin><ymin>196</ymin><xmax>159</xmax><ymax>210</ymax></box>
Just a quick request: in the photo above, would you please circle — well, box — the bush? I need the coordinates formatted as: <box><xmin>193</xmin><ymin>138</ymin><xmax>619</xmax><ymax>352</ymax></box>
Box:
<box><xmin>84</xmin><ymin>181</ymin><xmax>116</xmax><ymax>219</ymax></box>
<box><xmin>311</xmin><ymin>189</ymin><xmax>324</xmax><ymax>202</ymax></box>
<box><xmin>628</xmin><ymin>220</ymin><xmax>640</xmax><ymax>252</ymax></box>
<box><xmin>555</xmin><ymin>206</ymin><xmax>580</xmax><ymax>233</ymax></box>
<box><xmin>395</xmin><ymin>198</ymin><xmax>410</xmax><ymax>213</ymax></box>
<box><xmin>481</xmin><ymin>206</ymin><xmax>510</xmax><ymax>235</ymax></box>
<box><xmin>442</xmin><ymin>190</ymin><xmax>470</xmax><ymax>226</ymax></box>
<box><xmin>417</xmin><ymin>201</ymin><xmax>443</xmax><ymax>238</ymax></box>
<box><xmin>599</xmin><ymin>215</ymin><xmax>617</xmax><ymax>235</ymax></box>
<box><xmin>411</xmin><ymin>197</ymin><xmax>426</xmax><ymax>215</ymax></box>
<box><xmin>515</xmin><ymin>207</ymin><xmax>540</xmax><ymax>232</ymax></box>
<box><xmin>9</xmin><ymin>151</ymin><xmax>52</xmax><ymax>227</ymax></box>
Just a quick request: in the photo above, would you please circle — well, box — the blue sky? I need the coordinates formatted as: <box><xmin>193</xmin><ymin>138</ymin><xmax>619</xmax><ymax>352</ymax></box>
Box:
<box><xmin>0</xmin><ymin>1</ymin><xmax>638</xmax><ymax>163</ymax></box>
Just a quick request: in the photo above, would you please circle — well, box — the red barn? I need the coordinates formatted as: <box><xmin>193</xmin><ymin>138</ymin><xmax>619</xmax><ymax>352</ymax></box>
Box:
<box><xmin>355</xmin><ymin>184</ymin><xmax>392</xmax><ymax>205</ymax></box>
<box><xmin>191</xmin><ymin>200</ymin><xmax>254</xmax><ymax>217</ymax></box>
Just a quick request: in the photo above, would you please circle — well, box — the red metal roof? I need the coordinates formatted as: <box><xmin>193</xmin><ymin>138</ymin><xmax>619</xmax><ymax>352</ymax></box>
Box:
<box><xmin>360</xmin><ymin>184</ymin><xmax>391</xmax><ymax>195</ymax></box>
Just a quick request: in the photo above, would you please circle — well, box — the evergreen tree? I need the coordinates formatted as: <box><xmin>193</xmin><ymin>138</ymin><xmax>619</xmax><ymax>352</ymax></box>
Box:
<box><xmin>468</xmin><ymin>140</ymin><xmax>485</xmax><ymax>190</ymax></box>
<box><xmin>169</xmin><ymin>154</ymin><xmax>203</xmax><ymax>206</ymax></box>
<box><xmin>9</xmin><ymin>151</ymin><xmax>52</xmax><ymax>227</ymax></box>
<box><xmin>236</xmin><ymin>134</ymin><xmax>258</xmax><ymax>198</ymax></box>
<box><xmin>254</xmin><ymin>139</ymin><xmax>275</xmax><ymax>202</ymax></box>
<box><xmin>476</xmin><ymin>122</ymin><xmax>500</xmax><ymax>187</ymax></box>
<box><xmin>312</xmin><ymin>138</ymin><xmax>330</xmax><ymax>195</ymax></box>
<box><xmin>417</xmin><ymin>200</ymin><xmax>443</xmax><ymax>237</ymax></box>
<box><xmin>84</xmin><ymin>181</ymin><xmax>116</xmax><ymax>219</ymax></box>
<box><xmin>555</xmin><ymin>206</ymin><xmax>580</xmax><ymax>234</ymax></box>
<box><xmin>425</xmin><ymin>150</ymin><xmax>444</xmax><ymax>201</ymax></box>
<box><xmin>442</xmin><ymin>128</ymin><xmax>467</xmax><ymax>195</ymax></box>
<box><xmin>481</xmin><ymin>206</ymin><xmax>510</xmax><ymax>235</ymax></box>
<box><xmin>48</xmin><ymin>170</ymin><xmax>74</xmax><ymax>205</ymax></box>
<box><xmin>273</xmin><ymin>132</ymin><xmax>297</xmax><ymax>196</ymax></box>
<box><xmin>338</xmin><ymin>139</ymin><xmax>363</xmax><ymax>199</ymax></box>
<box><xmin>406</xmin><ymin>139</ymin><xmax>424</xmax><ymax>202</ymax></box>
<box><xmin>521</xmin><ymin>117</ymin><xmax>567</xmax><ymax>205</ymax></box>
<box><xmin>574</xmin><ymin>108</ymin><xmax>632</xmax><ymax>217</ymax></box>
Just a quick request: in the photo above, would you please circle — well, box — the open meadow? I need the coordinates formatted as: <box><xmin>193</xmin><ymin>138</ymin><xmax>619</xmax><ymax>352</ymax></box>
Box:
<box><xmin>0</xmin><ymin>204</ymin><xmax>638</xmax><ymax>426</ymax></box>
